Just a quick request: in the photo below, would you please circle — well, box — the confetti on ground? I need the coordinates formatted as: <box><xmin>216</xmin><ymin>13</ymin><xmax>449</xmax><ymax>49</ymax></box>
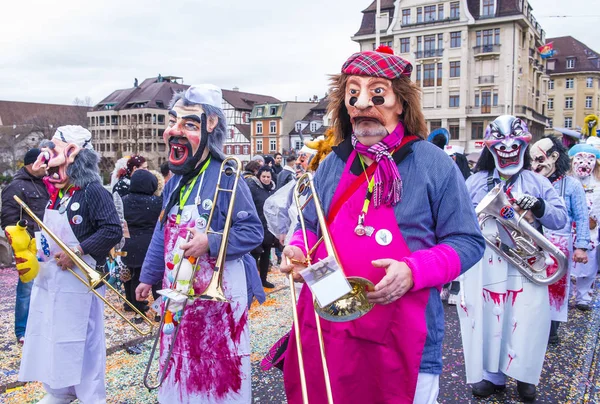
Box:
<box><xmin>1</xmin><ymin>266</ymin><xmax>600</xmax><ymax>403</ymax></box>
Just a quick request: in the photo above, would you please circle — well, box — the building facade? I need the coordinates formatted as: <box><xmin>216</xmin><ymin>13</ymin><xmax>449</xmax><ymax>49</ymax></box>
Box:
<box><xmin>89</xmin><ymin>78</ymin><xmax>279</xmax><ymax>168</ymax></box>
<box><xmin>544</xmin><ymin>36</ymin><xmax>600</xmax><ymax>133</ymax></box>
<box><xmin>249</xmin><ymin>101</ymin><xmax>316</xmax><ymax>156</ymax></box>
<box><xmin>288</xmin><ymin>98</ymin><xmax>330</xmax><ymax>153</ymax></box>
<box><xmin>352</xmin><ymin>0</ymin><xmax>549</xmax><ymax>152</ymax></box>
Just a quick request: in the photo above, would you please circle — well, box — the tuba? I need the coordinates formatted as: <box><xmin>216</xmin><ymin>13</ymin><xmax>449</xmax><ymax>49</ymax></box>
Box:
<box><xmin>476</xmin><ymin>184</ymin><xmax>567</xmax><ymax>285</ymax></box>
<box><xmin>143</xmin><ymin>156</ymin><xmax>241</xmax><ymax>390</ymax></box>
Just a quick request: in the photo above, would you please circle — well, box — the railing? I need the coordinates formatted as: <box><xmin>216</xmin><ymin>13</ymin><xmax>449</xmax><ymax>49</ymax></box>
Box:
<box><xmin>401</xmin><ymin>15</ymin><xmax>459</xmax><ymax>28</ymax></box>
<box><xmin>516</xmin><ymin>105</ymin><xmax>549</xmax><ymax>123</ymax></box>
<box><xmin>415</xmin><ymin>49</ymin><xmax>444</xmax><ymax>59</ymax></box>
<box><xmin>473</xmin><ymin>44</ymin><xmax>501</xmax><ymax>55</ymax></box>
<box><xmin>466</xmin><ymin>105</ymin><xmax>505</xmax><ymax>115</ymax></box>
<box><xmin>478</xmin><ymin>75</ymin><xmax>495</xmax><ymax>84</ymax></box>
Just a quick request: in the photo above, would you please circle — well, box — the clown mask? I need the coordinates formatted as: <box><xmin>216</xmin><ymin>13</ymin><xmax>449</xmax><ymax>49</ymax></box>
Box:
<box><xmin>164</xmin><ymin>100</ymin><xmax>218</xmax><ymax>175</ymax></box>
<box><xmin>345</xmin><ymin>76</ymin><xmax>402</xmax><ymax>145</ymax></box>
<box><xmin>33</xmin><ymin>139</ymin><xmax>82</xmax><ymax>191</ymax></box>
<box><xmin>485</xmin><ymin>115</ymin><xmax>532</xmax><ymax>177</ymax></box>
<box><xmin>530</xmin><ymin>138</ymin><xmax>559</xmax><ymax>178</ymax></box>
<box><xmin>572</xmin><ymin>152</ymin><xmax>597</xmax><ymax>178</ymax></box>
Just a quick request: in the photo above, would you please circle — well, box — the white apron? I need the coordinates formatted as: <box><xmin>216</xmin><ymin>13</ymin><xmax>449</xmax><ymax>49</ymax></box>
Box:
<box><xmin>158</xmin><ymin>178</ymin><xmax>250</xmax><ymax>404</ymax></box>
<box><xmin>18</xmin><ymin>207</ymin><xmax>106</xmax><ymax>402</ymax></box>
<box><xmin>458</xmin><ymin>217</ymin><xmax>550</xmax><ymax>385</ymax></box>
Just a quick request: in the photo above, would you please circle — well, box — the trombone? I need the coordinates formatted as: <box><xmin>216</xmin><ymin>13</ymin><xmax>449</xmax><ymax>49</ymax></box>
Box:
<box><xmin>143</xmin><ymin>156</ymin><xmax>241</xmax><ymax>390</ymax></box>
<box><xmin>287</xmin><ymin>173</ymin><xmax>375</xmax><ymax>404</ymax></box>
<box><xmin>13</xmin><ymin>195</ymin><xmax>154</xmax><ymax>336</ymax></box>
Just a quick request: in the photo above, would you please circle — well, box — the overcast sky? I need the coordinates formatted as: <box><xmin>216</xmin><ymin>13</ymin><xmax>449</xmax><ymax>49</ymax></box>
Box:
<box><xmin>1</xmin><ymin>0</ymin><xmax>597</xmax><ymax>106</ymax></box>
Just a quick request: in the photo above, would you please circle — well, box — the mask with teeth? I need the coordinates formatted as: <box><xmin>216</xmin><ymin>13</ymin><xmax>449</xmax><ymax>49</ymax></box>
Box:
<box><xmin>572</xmin><ymin>152</ymin><xmax>597</xmax><ymax>178</ymax></box>
<box><xmin>530</xmin><ymin>138</ymin><xmax>559</xmax><ymax>178</ymax></box>
<box><xmin>33</xmin><ymin>139</ymin><xmax>82</xmax><ymax>192</ymax></box>
<box><xmin>484</xmin><ymin>115</ymin><xmax>532</xmax><ymax>177</ymax></box>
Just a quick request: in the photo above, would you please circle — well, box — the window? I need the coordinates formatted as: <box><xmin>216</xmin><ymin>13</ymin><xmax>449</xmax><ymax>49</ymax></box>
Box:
<box><xmin>400</xmin><ymin>38</ymin><xmax>410</xmax><ymax>53</ymax></box>
<box><xmin>256</xmin><ymin>107</ymin><xmax>263</xmax><ymax>117</ymax></box>
<box><xmin>548</xmin><ymin>118</ymin><xmax>553</xmax><ymax>128</ymax></box>
<box><xmin>438</xmin><ymin>33</ymin><xmax>443</xmax><ymax>51</ymax></box>
<box><xmin>294</xmin><ymin>140</ymin><xmax>302</xmax><ymax>150</ymax></box>
<box><xmin>450</xmin><ymin>2</ymin><xmax>460</xmax><ymax>18</ymax></box>
<box><xmin>438</xmin><ymin>4</ymin><xmax>444</xmax><ymax>20</ymax></box>
<box><xmin>548</xmin><ymin>80</ymin><xmax>554</xmax><ymax>90</ymax></box>
<box><xmin>423</xmin><ymin>63</ymin><xmax>435</xmax><ymax>87</ymax></box>
<box><xmin>270</xmin><ymin>140</ymin><xmax>277</xmax><ymax>152</ymax></box>
<box><xmin>548</xmin><ymin>98</ymin><xmax>554</xmax><ymax>110</ymax></box>
<box><xmin>482</xmin><ymin>0</ymin><xmax>495</xmax><ymax>16</ymax></box>
<box><xmin>310</xmin><ymin>121</ymin><xmax>319</xmax><ymax>132</ymax></box>
<box><xmin>402</xmin><ymin>9</ymin><xmax>411</xmax><ymax>25</ymax></box>
<box><xmin>449</xmin><ymin>124</ymin><xmax>460</xmax><ymax>140</ymax></box>
<box><xmin>225</xmin><ymin>145</ymin><xmax>231</xmax><ymax>154</ymax></box>
<box><xmin>565</xmin><ymin>117</ymin><xmax>573</xmax><ymax>128</ymax></box>
<box><xmin>158</xmin><ymin>115</ymin><xmax>165</xmax><ymax>124</ymax></box>
<box><xmin>424</xmin><ymin>35</ymin><xmax>435</xmax><ymax>52</ymax></box>
<box><xmin>243</xmin><ymin>112</ymin><xmax>250</xmax><ymax>123</ymax></box>
<box><xmin>587</xmin><ymin>77</ymin><xmax>594</xmax><ymax>88</ymax></box>
<box><xmin>424</xmin><ymin>5</ymin><xmax>436</xmax><ymax>21</ymax></box>
<box><xmin>416</xmin><ymin>66</ymin><xmax>421</xmax><ymax>84</ymax></box>
<box><xmin>417</xmin><ymin>36</ymin><xmax>422</xmax><ymax>52</ymax></box>
<box><xmin>481</xmin><ymin>91</ymin><xmax>492</xmax><ymax>113</ymax></box>
<box><xmin>256</xmin><ymin>122</ymin><xmax>263</xmax><ymax>134</ymax></box>
<box><xmin>566</xmin><ymin>58</ymin><xmax>575</xmax><ymax>69</ymax></box>
<box><xmin>450</xmin><ymin>32</ymin><xmax>461</xmax><ymax>48</ymax></box>
<box><xmin>494</xmin><ymin>28</ymin><xmax>500</xmax><ymax>45</ymax></box>
<box><xmin>476</xmin><ymin>29</ymin><xmax>500</xmax><ymax>46</ymax></box>
<box><xmin>450</xmin><ymin>61</ymin><xmax>461</xmax><ymax>77</ymax></box>
<box><xmin>475</xmin><ymin>94</ymin><xmax>480</xmax><ymax>107</ymax></box>
<box><xmin>256</xmin><ymin>139</ymin><xmax>263</xmax><ymax>153</ymax></box>
<box><xmin>586</xmin><ymin>96</ymin><xmax>593</xmax><ymax>109</ymax></box>
<box><xmin>430</xmin><ymin>120</ymin><xmax>442</xmax><ymax>131</ymax></box>
<box><xmin>493</xmin><ymin>91</ymin><xmax>498</xmax><ymax>106</ymax></box>
<box><xmin>269</xmin><ymin>106</ymin><xmax>277</xmax><ymax>115</ymax></box>
<box><xmin>295</xmin><ymin>122</ymin><xmax>302</xmax><ymax>132</ymax></box>
<box><xmin>234</xmin><ymin>145</ymin><xmax>240</xmax><ymax>155</ymax></box>
<box><xmin>437</xmin><ymin>63</ymin><xmax>443</xmax><ymax>86</ymax></box>
<box><xmin>449</xmin><ymin>94</ymin><xmax>460</xmax><ymax>107</ymax></box>
<box><xmin>566</xmin><ymin>78</ymin><xmax>574</xmax><ymax>89</ymax></box>
<box><xmin>269</xmin><ymin>121</ymin><xmax>277</xmax><ymax>134</ymax></box>
<box><xmin>417</xmin><ymin>7</ymin><xmax>423</xmax><ymax>23</ymax></box>
<box><xmin>472</xmin><ymin>122</ymin><xmax>484</xmax><ymax>139</ymax></box>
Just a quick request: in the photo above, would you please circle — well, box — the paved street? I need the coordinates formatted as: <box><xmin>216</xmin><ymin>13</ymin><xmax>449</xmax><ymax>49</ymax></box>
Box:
<box><xmin>1</xmin><ymin>266</ymin><xmax>599</xmax><ymax>403</ymax></box>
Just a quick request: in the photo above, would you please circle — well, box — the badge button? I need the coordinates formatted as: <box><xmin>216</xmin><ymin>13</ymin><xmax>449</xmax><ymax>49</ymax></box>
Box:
<box><xmin>181</xmin><ymin>211</ymin><xmax>191</xmax><ymax>223</ymax></box>
<box><xmin>375</xmin><ymin>229</ymin><xmax>392</xmax><ymax>246</ymax></box>
<box><xmin>72</xmin><ymin>215</ymin><xmax>83</xmax><ymax>225</ymax></box>
<box><xmin>70</xmin><ymin>202</ymin><xmax>80</xmax><ymax>211</ymax></box>
<box><xmin>196</xmin><ymin>215</ymin><xmax>208</xmax><ymax>230</ymax></box>
<box><xmin>202</xmin><ymin>199</ymin><xmax>213</xmax><ymax>210</ymax></box>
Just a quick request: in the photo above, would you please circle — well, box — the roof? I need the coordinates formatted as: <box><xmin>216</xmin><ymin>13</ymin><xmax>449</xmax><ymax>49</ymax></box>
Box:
<box><xmin>354</xmin><ymin>0</ymin><xmax>395</xmax><ymax>36</ymax></box>
<box><xmin>546</xmin><ymin>36</ymin><xmax>600</xmax><ymax>75</ymax></box>
<box><xmin>234</xmin><ymin>124</ymin><xmax>251</xmax><ymax>141</ymax></box>
<box><xmin>466</xmin><ymin>0</ymin><xmax>523</xmax><ymax>19</ymax></box>
<box><xmin>0</xmin><ymin>100</ymin><xmax>90</xmax><ymax>127</ymax></box>
<box><xmin>311</xmin><ymin>97</ymin><xmax>329</xmax><ymax>112</ymax></box>
<box><xmin>95</xmin><ymin>76</ymin><xmax>188</xmax><ymax>111</ymax></box>
<box><xmin>222</xmin><ymin>90</ymin><xmax>280</xmax><ymax>111</ymax></box>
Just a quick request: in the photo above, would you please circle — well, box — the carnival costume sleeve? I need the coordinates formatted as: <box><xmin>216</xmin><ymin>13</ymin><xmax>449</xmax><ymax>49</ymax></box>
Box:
<box><xmin>569</xmin><ymin>177</ymin><xmax>591</xmax><ymax>249</ymax></box>
<box><xmin>532</xmin><ymin>173</ymin><xmax>568</xmax><ymax>230</ymax></box>
<box><xmin>79</xmin><ymin>183</ymin><xmax>123</xmax><ymax>258</ymax></box>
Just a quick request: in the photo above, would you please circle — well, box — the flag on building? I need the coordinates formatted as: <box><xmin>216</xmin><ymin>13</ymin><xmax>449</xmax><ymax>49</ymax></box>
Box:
<box><xmin>539</xmin><ymin>42</ymin><xmax>555</xmax><ymax>59</ymax></box>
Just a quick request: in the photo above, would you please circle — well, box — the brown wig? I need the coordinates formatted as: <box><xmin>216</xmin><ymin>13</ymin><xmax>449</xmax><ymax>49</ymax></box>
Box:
<box><xmin>327</xmin><ymin>74</ymin><xmax>428</xmax><ymax>144</ymax></box>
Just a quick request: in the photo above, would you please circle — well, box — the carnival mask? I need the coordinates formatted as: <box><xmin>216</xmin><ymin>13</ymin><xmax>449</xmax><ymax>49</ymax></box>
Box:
<box><xmin>345</xmin><ymin>76</ymin><xmax>402</xmax><ymax>141</ymax></box>
<box><xmin>530</xmin><ymin>138</ymin><xmax>559</xmax><ymax>178</ymax></box>
<box><xmin>33</xmin><ymin>139</ymin><xmax>82</xmax><ymax>190</ymax></box>
<box><xmin>164</xmin><ymin>100</ymin><xmax>218</xmax><ymax>175</ymax></box>
<box><xmin>485</xmin><ymin>115</ymin><xmax>532</xmax><ymax>176</ymax></box>
<box><xmin>572</xmin><ymin>152</ymin><xmax>597</xmax><ymax>178</ymax></box>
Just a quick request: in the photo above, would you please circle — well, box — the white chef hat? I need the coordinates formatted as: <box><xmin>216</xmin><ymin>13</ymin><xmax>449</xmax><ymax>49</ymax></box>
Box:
<box><xmin>52</xmin><ymin>125</ymin><xmax>93</xmax><ymax>149</ymax></box>
<box><xmin>184</xmin><ymin>84</ymin><xmax>223</xmax><ymax>109</ymax></box>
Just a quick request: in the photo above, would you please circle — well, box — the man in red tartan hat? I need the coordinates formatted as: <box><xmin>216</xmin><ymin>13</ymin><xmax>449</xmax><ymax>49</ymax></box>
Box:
<box><xmin>275</xmin><ymin>46</ymin><xmax>485</xmax><ymax>403</ymax></box>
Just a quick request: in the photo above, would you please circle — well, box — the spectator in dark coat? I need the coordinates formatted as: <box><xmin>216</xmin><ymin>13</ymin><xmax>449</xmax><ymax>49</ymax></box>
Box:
<box><xmin>1</xmin><ymin>148</ymin><xmax>49</xmax><ymax>343</ymax></box>
<box><xmin>272</xmin><ymin>152</ymin><xmax>283</xmax><ymax>175</ymax></box>
<box><xmin>121</xmin><ymin>170</ymin><xmax>162</xmax><ymax>316</ymax></box>
<box><xmin>248</xmin><ymin>166</ymin><xmax>278</xmax><ymax>288</ymax></box>
<box><xmin>112</xmin><ymin>155</ymin><xmax>147</xmax><ymax>197</ymax></box>
<box><xmin>277</xmin><ymin>155</ymin><xmax>298</xmax><ymax>189</ymax></box>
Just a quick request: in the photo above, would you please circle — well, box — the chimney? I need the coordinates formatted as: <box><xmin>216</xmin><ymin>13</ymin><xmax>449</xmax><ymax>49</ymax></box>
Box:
<box><xmin>233</xmin><ymin>86</ymin><xmax>240</xmax><ymax>92</ymax></box>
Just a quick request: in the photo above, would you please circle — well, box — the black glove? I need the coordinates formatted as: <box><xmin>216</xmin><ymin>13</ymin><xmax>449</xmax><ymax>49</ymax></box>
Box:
<box><xmin>516</xmin><ymin>195</ymin><xmax>545</xmax><ymax>218</ymax></box>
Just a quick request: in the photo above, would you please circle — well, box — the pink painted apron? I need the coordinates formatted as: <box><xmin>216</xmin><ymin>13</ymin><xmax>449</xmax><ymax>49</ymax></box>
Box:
<box><xmin>158</xmin><ymin>182</ymin><xmax>250</xmax><ymax>404</ymax></box>
<box><xmin>283</xmin><ymin>150</ymin><xmax>430</xmax><ymax>404</ymax></box>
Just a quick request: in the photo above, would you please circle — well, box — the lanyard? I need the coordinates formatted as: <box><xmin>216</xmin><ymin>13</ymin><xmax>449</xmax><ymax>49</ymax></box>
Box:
<box><xmin>355</xmin><ymin>155</ymin><xmax>375</xmax><ymax>236</ymax></box>
<box><xmin>176</xmin><ymin>158</ymin><xmax>211</xmax><ymax>224</ymax></box>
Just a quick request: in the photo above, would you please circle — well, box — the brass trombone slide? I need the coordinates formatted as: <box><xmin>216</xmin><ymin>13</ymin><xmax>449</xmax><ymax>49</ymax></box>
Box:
<box><xmin>143</xmin><ymin>156</ymin><xmax>242</xmax><ymax>390</ymax></box>
<box><xmin>13</xmin><ymin>195</ymin><xmax>154</xmax><ymax>336</ymax></box>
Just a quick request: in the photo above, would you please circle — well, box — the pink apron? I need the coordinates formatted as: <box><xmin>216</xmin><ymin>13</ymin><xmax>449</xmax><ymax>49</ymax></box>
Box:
<box><xmin>283</xmin><ymin>151</ymin><xmax>431</xmax><ymax>404</ymax></box>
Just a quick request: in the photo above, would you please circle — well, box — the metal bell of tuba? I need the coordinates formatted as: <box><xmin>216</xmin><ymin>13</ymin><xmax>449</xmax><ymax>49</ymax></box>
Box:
<box><xmin>476</xmin><ymin>184</ymin><xmax>567</xmax><ymax>286</ymax></box>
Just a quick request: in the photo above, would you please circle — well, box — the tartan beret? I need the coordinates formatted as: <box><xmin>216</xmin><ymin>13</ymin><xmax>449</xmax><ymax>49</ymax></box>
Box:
<box><xmin>341</xmin><ymin>46</ymin><xmax>413</xmax><ymax>80</ymax></box>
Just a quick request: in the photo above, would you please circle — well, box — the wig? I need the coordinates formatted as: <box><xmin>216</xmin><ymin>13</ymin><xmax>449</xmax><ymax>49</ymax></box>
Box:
<box><xmin>66</xmin><ymin>148</ymin><xmax>103</xmax><ymax>188</ymax></box>
<box><xmin>582</xmin><ymin>114</ymin><xmax>599</xmax><ymax>138</ymax></box>
<box><xmin>110</xmin><ymin>157</ymin><xmax>129</xmax><ymax>188</ymax></box>
<box><xmin>169</xmin><ymin>92</ymin><xmax>226</xmax><ymax>161</ymax></box>
<box><xmin>327</xmin><ymin>74</ymin><xmax>428</xmax><ymax>144</ymax></box>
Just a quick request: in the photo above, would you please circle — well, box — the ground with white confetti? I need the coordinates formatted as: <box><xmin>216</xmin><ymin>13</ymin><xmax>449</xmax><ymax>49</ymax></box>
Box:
<box><xmin>1</xmin><ymin>266</ymin><xmax>599</xmax><ymax>403</ymax></box>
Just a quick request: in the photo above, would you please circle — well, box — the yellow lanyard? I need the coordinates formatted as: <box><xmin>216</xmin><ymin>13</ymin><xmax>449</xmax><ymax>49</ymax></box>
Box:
<box><xmin>176</xmin><ymin>158</ymin><xmax>211</xmax><ymax>224</ymax></box>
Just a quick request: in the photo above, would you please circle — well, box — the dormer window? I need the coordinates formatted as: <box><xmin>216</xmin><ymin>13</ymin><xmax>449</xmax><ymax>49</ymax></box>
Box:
<box><xmin>256</xmin><ymin>107</ymin><xmax>264</xmax><ymax>117</ymax></box>
<box><xmin>481</xmin><ymin>0</ymin><xmax>495</xmax><ymax>17</ymax></box>
<box><xmin>295</xmin><ymin>122</ymin><xmax>302</xmax><ymax>132</ymax></box>
<box><xmin>566</xmin><ymin>58</ymin><xmax>576</xmax><ymax>69</ymax></box>
<box><xmin>310</xmin><ymin>121</ymin><xmax>319</xmax><ymax>132</ymax></box>
<box><xmin>269</xmin><ymin>106</ymin><xmax>277</xmax><ymax>115</ymax></box>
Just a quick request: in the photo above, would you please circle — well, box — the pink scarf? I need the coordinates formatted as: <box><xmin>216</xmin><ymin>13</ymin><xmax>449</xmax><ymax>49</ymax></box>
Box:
<box><xmin>351</xmin><ymin>121</ymin><xmax>404</xmax><ymax>207</ymax></box>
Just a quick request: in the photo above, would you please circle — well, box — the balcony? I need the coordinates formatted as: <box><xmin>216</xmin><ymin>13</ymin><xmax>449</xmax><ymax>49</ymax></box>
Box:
<box><xmin>478</xmin><ymin>75</ymin><xmax>495</xmax><ymax>85</ymax></box>
<box><xmin>473</xmin><ymin>44</ymin><xmax>501</xmax><ymax>57</ymax></box>
<box><xmin>516</xmin><ymin>105</ymin><xmax>549</xmax><ymax>125</ymax></box>
<box><xmin>415</xmin><ymin>49</ymin><xmax>444</xmax><ymax>59</ymax></box>
<box><xmin>401</xmin><ymin>16</ymin><xmax>459</xmax><ymax>29</ymax></box>
<box><xmin>466</xmin><ymin>105</ymin><xmax>505</xmax><ymax>115</ymax></box>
